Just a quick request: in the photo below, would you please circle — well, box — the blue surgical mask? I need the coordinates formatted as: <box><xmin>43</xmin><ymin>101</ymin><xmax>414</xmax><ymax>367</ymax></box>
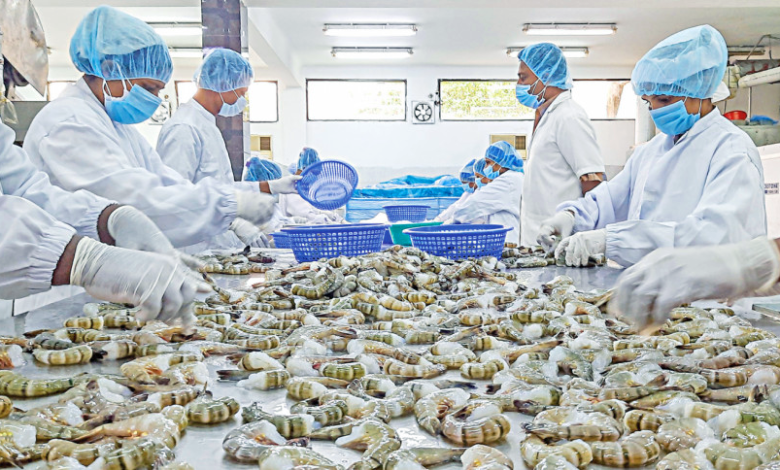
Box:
<box><xmin>219</xmin><ymin>90</ymin><xmax>248</xmax><ymax>117</ymax></box>
<box><xmin>462</xmin><ymin>182</ymin><xmax>475</xmax><ymax>193</ymax></box>
<box><xmin>103</xmin><ymin>79</ymin><xmax>161</xmax><ymax>124</ymax></box>
<box><xmin>485</xmin><ymin>165</ymin><xmax>501</xmax><ymax>180</ymax></box>
<box><xmin>649</xmin><ymin>98</ymin><xmax>701</xmax><ymax>136</ymax></box>
<box><xmin>515</xmin><ymin>79</ymin><xmax>547</xmax><ymax>109</ymax></box>
<box><xmin>475</xmin><ymin>178</ymin><xmax>485</xmax><ymax>189</ymax></box>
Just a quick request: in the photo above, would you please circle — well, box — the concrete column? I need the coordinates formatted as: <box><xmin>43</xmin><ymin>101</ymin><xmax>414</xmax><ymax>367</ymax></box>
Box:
<box><xmin>201</xmin><ymin>0</ymin><xmax>249</xmax><ymax>181</ymax></box>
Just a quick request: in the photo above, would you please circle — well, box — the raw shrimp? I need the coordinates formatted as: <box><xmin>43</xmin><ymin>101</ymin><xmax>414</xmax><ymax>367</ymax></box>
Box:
<box><xmin>590</xmin><ymin>430</ymin><xmax>662</xmax><ymax>468</ymax></box>
<box><xmin>441</xmin><ymin>401</ymin><xmax>511</xmax><ymax>445</ymax></box>
<box><xmin>414</xmin><ymin>388</ymin><xmax>470</xmax><ymax>435</ymax></box>
<box><xmin>184</xmin><ymin>394</ymin><xmax>239</xmax><ymax>424</ymax></box>
<box><xmin>520</xmin><ymin>435</ymin><xmax>593</xmax><ymax>469</ymax></box>
<box><xmin>242</xmin><ymin>403</ymin><xmax>315</xmax><ymax>438</ymax></box>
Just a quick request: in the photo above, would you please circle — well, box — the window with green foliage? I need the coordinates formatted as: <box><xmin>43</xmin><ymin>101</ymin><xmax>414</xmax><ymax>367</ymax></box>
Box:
<box><xmin>307</xmin><ymin>79</ymin><xmax>406</xmax><ymax>121</ymax></box>
<box><xmin>439</xmin><ymin>80</ymin><xmax>534</xmax><ymax>121</ymax></box>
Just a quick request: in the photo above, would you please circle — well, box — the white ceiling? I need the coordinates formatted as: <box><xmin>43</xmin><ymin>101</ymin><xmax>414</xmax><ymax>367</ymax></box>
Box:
<box><xmin>260</xmin><ymin>6</ymin><xmax>780</xmax><ymax>68</ymax></box>
<box><xmin>25</xmin><ymin>1</ymin><xmax>780</xmax><ymax>82</ymax></box>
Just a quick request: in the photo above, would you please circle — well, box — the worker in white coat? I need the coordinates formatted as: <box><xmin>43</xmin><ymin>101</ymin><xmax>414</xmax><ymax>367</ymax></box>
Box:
<box><xmin>280</xmin><ymin>148</ymin><xmax>345</xmax><ymax>224</ymax></box>
<box><xmin>448</xmin><ymin>142</ymin><xmax>524</xmax><ymax>243</ymax></box>
<box><xmin>244</xmin><ymin>157</ymin><xmax>303</xmax><ymax>233</ymax></box>
<box><xmin>434</xmin><ymin>159</ymin><xmax>476</xmax><ymax>222</ymax></box>
<box><xmin>0</xmin><ymin>122</ymin><xmax>205</xmax><ymax>325</ymax></box>
<box><xmin>540</xmin><ymin>25</ymin><xmax>767</xmax><ymax>268</ymax></box>
<box><xmin>517</xmin><ymin>43</ymin><xmax>606</xmax><ymax>247</ymax></box>
<box><xmin>24</xmin><ymin>6</ymin><xmax>290</xmax><ymax>252</ymax></box>
<box><xmin>157</xmin><ymin>48</ymin><xmax>292</xmax><ymax>251</ymax></box>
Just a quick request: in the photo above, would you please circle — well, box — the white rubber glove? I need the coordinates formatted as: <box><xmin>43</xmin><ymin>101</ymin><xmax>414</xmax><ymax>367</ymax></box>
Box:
<box><xmin>556</xmin><ymin>229</ymin><xmax>607</xmax><ymax>267</ymax></box>
<box><xmin>537</xmin><ymin>211</ymin><xmax>575</xmax><ymax>252</ymax></box>
<box><xmin>312</xmin><ymin>214</ymin><xmax>330</xmax><ymax>225</ymax></box>
<box><xmin>609</xmin><ymin>238</ymin><xmax>780</xmax><ymax>329</ymax></box>
<box><xmin>235</xmin><ymin>191</ymin><xmax>275</xmax><ymax>226</ymax></box>
<box><xmin>268</xmin><ymin>175</ymin><xmax>302</xmax><ymax>195</ymax></box>
<box><xmin>70</xmin><ymin>237</ymin><xmax>209</xmax><ymax>327</ymax></box>
<box><xmin>108</xmin><ymin>206</ymin><xmax>174</xmax><ymax>255</ymax></box>
<box><xmin>229</xmin><ymin>218</ymin><xmax>270</xmax><ymax>248</ymax></box>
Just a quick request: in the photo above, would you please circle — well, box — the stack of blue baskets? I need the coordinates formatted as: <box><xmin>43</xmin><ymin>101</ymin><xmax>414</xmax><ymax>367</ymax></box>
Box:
<box><xmin>383</xmin><ymin>205</ymin><xmax>429</xmax><ymax>223</ymax></box>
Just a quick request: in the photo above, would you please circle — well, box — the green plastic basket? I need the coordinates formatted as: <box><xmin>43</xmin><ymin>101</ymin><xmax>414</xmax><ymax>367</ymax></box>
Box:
<box><xmin>389</xmin><ymin>221</ymin><xmax>443</xmax><ymax>246</ymax></box>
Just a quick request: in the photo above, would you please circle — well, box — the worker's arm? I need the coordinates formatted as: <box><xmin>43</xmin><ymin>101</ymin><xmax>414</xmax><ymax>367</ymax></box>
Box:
<box><xmin>0</xmin><ymin>123</ymin><xmax>114</xmax><ymax>241</ymax></box>
<box><xmin>556</xmin><ymin>109</ymin><xmax>607</xmax><ymax>196</ymax></box>
<box><xmin>603</xmin><ymin>150</ymin><xmax>765</xmax><ymax>267</ymax></box>
<box><xmin>34</xmin><ymin>117</ymin><xmax>239</xmax><ymax>248</ymax></box>
<box><xmin>0</xmin><ymin>196</ymin><xmax>76</xmax><ymax>298</ymax></box>
<box><xmin>580</xmin><ymin>173</ymin><xmax>605</xmax><ymax>195</ymax></box>
<box><xmin>450</xmin><ymin>175</ymin><xmax>518</xmax><ymax>223</ymax></box>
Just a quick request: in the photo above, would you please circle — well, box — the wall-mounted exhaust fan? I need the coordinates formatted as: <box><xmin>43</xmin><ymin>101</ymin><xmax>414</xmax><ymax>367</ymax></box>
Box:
<box><xmin>412</xmin><ymin>100</ymin><xmax>435</xmax><ymax>124</ymax></box>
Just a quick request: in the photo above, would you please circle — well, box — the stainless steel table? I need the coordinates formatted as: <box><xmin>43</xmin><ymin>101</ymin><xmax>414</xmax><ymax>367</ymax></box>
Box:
<box><xmin>5</xmin><ymin>263</ymin><xmax>725</xmax><ymax>470</ymax></box>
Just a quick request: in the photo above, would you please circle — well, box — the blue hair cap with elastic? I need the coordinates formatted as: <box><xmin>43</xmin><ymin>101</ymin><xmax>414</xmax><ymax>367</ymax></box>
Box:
<box><xmin>486</xmin><ymin>141</ymin><xmax>524</xmax><ymax>172</ymax></box>
<box><xmin>518</xmin><ymin>43</ymin><xmax>572</xmax><ymax>90</ymax></box>
<box><xmin>70</xmin><ymin>5</ymin><xmax>172</xmax><ymax>83</ymax></box>
<box><xmin>298</xmin><ymin>147</ymin><xmax>320</xmax><ymax>171</ymax></box>
<box><xmin>473</xmin><ymin>159</ymin><xmax>487</xmax><ymax>176</ymax></box>
<box><xmin>194</xmin><ymin>48</ymin><xmax>254</xmax><ymax>93</ymax></box>
<box><xmin>460</xmin><ymin>159</ymin><xmax>476</xmax><ymax>182</ymax></box>
<box><xmin>245</xmin><ymin>157</ymin><xmax>282</xmax><ymax>182</ymax></box>
<box><xmin>632</xmin><ymin>25</ymin><xmax>727</xmax><ymax>99</ymax></box>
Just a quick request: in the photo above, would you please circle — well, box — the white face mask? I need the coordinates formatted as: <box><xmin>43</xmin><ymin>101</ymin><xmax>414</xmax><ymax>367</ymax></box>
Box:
<box><xmin>219</xmin><ymin>90</ymin><xmax>248</xmax><ymax>117</ymax></box>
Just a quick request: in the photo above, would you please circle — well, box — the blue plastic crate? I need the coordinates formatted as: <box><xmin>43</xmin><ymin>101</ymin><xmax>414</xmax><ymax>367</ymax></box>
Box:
<box><xmin>403</xmin><ymin>224</ymin><xmax>511</xmax><ymax>260</ymax></box>
<box><xmin>297</xmin><ymin>160</ymin><xmax>359</xmax><ymax>211</ymax></box>
<box><xmin>271</xmin><ymin>232</ymin><xmax>291</xmax><ymax>249</ymax></box>
<box><xmin>383</xmin><ymin>205</ymin><xmax>430</xmax><ymax>223</ymax></box>
<box><xmin>282</xmin><ymin>224</ymin><xmax>388</xmax><ymax>262</ymax></box>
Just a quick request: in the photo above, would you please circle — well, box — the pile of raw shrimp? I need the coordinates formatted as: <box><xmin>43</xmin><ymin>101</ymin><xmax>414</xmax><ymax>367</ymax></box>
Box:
<box><xmin>2</xmin><ymin>245</ymin><xmax>780</xmax><ymax>470</ymax></box>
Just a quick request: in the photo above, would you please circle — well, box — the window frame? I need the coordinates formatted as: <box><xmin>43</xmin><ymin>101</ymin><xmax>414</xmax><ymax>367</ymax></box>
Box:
<box><xmin>306</xmin><ymin>78</ymin><xmax>408</xmax><ymax>122</ymax></box>
<box><xmin>173</xmin><ymin>80</ymin><xmax>280</xmax><ymax>123</ymax></box>
<box><xmin>437</xmin><ymin>78</ymin><xmax>636</xmax><ymax>122</ymax></box>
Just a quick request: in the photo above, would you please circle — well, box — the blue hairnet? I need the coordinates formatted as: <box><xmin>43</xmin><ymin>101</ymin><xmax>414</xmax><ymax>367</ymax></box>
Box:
<box><xmin>288</xmin><ymin>162</ymin><xmax>298</xmax><ymax>174</ymax></box>
<box><xmin>70</xmin><ymin>5</ymin><xmax>172</xmax><ymax>83</ymax></box>
<box><xmin>194</xmin><ymin>48</ymin><xmax>254</xmax><ymax>93</ymax></box>
<box><xmin>486</xmin><ymin>141</ymin><xmax>524</xmax><ymax>172</ymax></box>
<box><xmin>473</xmin><ymin>159</ymin><xmax>487</xmax><ymax>176</ymax></box>
<box><xmin>460</xmin><ymin>159</ymin><xmax>476</xmax><ymax>182</ymax></box>
<box><xmin>632</xmin><ymin>25</ymin><xmax>727</xmax><ymax>99</ymax></box>
<box><xmin>298</xmin><ymin>148</ymin><xmax>320</xmax><ymax>171</ymax></box>
<box><xmin>245</xmin><ymin>158</ymin><xmax>282</xmax><ymax>182</ymax></box>
<box><xmin>518</xmin><ymin>43</ymin><xmax>572</xmax><ymax>90</ymax></box>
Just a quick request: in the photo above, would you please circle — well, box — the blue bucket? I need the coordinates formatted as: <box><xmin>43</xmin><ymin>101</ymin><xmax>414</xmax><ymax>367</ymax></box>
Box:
<box><xmin>282</xmin><ymin>223</ymin><xmax>387</xmax><ymax>262</ymax></box>
<box><xmin>403</xmin><ymin>224</ymin><xmax>512</xmax><ymax>260</ymax></box>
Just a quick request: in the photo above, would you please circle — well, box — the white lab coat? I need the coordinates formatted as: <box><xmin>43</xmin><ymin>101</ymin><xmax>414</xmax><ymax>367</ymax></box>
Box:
<box><xmin>520</xmin><ymin>91</ymin><xmax>605</xmax><ymax>246</ymax></box>
<box><xmin>559</xmin><ymin>108</ymin><xmax>767</xmax><ymax>267</ymax></box>
<box><xmin>435</xmin><ymin>192</ymin><xmax>471</xmax><ymax>222</ymax></box>
<box><xmin>450</xmin><ymin>171</ymin><xmax>524</xmax><ymax>244</ymax></box>
<box><xmin>24</xmin><ymin>78</ymin><xmax>247</xmax><ymax>249</ymax></box>
<box><xmin>0</xmin><ymin>196</ymin><xmax>75</xmax><ymax>299</ymax></box>
<box><xmin>156</xmin><ymin>99</ymin><xmax>257</xmax><ymax>252</ymax></box>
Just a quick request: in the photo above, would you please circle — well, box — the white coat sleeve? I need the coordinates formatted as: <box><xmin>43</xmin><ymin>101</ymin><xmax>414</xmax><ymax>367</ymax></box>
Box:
<box><xmin>34</xmin><ymin>118</ymin><xmax>238</xmax><ymax>248</ymax></box>
<box><xmin>557</xmin><ymin>155</ymin><xmax>636</xmax><ymax>233</ymax></box>
<box><xmin>556</xmin><ymin>112</ymin><xmax>606</xmax><ymax>177</ymax></box>
<box><xmin>0</xmin><ymin>196</ymin><xmax>75</xmax><ymax>299</ymax></box>
<box><xmin>451</xmin><ymin>178</ymin><xmax>513</xmax><ymax>223</ymax></box>
<box><xmin>435</xmin><ymin>193</ymin><xmax>467</xmax><ymax>222</ymax></box>
<box><xmin>603</xmin><ymin>150</ymin><xmax>765</xmax><ymax>267</ymax></box>
<box><xmin>156</xmin><ymin>123</ymin><xmax>201</xmax><ymax>182</ymax></box>
<box><xmin>0</xmin><ymin>123</ymin><xmax>111</xmax><ymax>240</ymax></box>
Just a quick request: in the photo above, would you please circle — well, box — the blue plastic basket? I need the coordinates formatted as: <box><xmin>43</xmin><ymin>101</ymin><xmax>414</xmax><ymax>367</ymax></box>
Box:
<box><xmin>383</xmin><ymin>205</ymin><xmax>430</xmax><ymax>223</ymax></box>
<box><xmin>282</xmin><ymin>224</ymin><xmax>388</xmax><ymax>262</ymax></box>
<box><xmin>296</xmin><ymin>160</ymin><xmax>359</xmax><ymax>211</ymax></box>
<box><xmin>403</xmin><ymin>224</ymin><xmax>512</xmax><ymax>260</ymax></box>
<box><xmin>271</xmin><ymin>232</ymin><xmax>291</xmax><ymax>249</ymax></box>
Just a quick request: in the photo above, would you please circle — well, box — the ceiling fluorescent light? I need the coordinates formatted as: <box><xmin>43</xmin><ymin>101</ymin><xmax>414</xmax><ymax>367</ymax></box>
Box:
<box><xmin>168</xmin><ymin>48</ymin><xmax>203</xmax><ymax>58</ymax></box>
<box><xmin>727</xmin><ymin>46</ymin><xmax>766</xmax><ymax>57</ymax></box>
<box><xmin>150</xmin><ymin>22</ymin><xmax>202</xmax><ymax>37</ymax></box>
<box><xmin>323</xmin><ymin>23</ymin><xmax>417</xmax><ymax>37</ymax></box>
<box><xmin>331</xmin><ymin>47</ymin><xmax>413</xmax><ymax>59</ymax></box>
<box><xmin>507</xmin><ymin>46</ymin><xmax>589</xmax><ymax>58</ymax></box>
<box><xmin>523</xmin><ymin>23</ymin><xmax>616</xmax><ymax>36</ymax></box>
